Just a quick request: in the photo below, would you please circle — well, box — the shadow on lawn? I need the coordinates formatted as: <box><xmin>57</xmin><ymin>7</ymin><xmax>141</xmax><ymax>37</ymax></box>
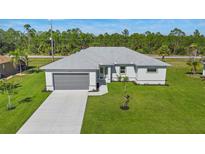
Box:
<box><xmin>185</xmin><ymin>72</ymin><xmax>205</xmax><ymax>81</ymax></box>
<box><xmin>26</xmin><ymin>68</ymin><xmax>43</xmax><ymax>74</ymax></box>
<box><xmin>132</xmin><ymin>81</ymin><xmax>170</xmax><ymax>87</ymax></box>
<box><xmin>13</xmin><ymin>83</ymin><xmax>22</xmax><ymax>89</ymax></box>
<box><xmin>24</xmin><ymin>66</ymin><xmax>44</xmax><ymax>74</ymax></box>
<box><xmin>186</xmin><ymin>71</ymin><xmax>202</xmax><ymax>75</ymax></box>
<box><xmin>18</xmin><ymin>97</ymin><xmax>33</xmax><ymax>103</ymax></box>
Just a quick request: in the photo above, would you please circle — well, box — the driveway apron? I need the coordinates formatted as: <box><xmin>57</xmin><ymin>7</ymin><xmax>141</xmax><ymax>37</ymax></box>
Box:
<box><xmin>17</xmin><ymin>90</ymin><xmax>88</xmax><ymax>134</ymax></box>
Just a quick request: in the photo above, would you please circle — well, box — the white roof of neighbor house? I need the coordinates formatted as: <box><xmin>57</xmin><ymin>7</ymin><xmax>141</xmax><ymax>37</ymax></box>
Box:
<box><xmin>41</xmin><ymin>47</ymin><xmax>170</xmax><ymax>70</ymax></box>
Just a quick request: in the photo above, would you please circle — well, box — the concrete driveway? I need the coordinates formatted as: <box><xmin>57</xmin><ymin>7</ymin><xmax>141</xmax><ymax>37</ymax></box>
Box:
<box><xmin>17</xmin><ymin>90</ymin><xmax>88</xmax><ymax>134</ymax></box>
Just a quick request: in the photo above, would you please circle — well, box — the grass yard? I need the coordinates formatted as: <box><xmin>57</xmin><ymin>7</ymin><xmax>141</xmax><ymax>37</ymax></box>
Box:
<box><xmin>1</xmin><ymin>57</ymin><xmax>205</xmax><ymax>134</ymax></box>
<box><xmin>28</xmin><ymin>58</ymin><xmax>59</xmax><ymax>68</ymax></box>
<box><xmin>0</xmin><ymin>58</ymin><xmax>56</xmax><ymax>133</ymax></box>
<box><xmin>81</xmin><ymin>59</ymin><xmax>205</xmax><ymax>134</ymax></box>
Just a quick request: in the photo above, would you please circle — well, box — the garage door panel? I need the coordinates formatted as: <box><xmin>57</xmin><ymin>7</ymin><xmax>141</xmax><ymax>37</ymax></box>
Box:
<box><xmin>53</xmin><ymin>73</ymin><xmax>89</xmax><ymax>90</ymax></box>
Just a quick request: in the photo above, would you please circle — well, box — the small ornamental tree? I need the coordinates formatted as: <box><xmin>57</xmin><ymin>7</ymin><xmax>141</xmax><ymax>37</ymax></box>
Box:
<box><xmin>157</xmin><ymin>44</ymin><xmax>170</xmax><ymax>61</ymax></box>
<box><xmin>122</xmin><ymin>76</ymin><xmax>129</xmax><ymax>95</ymax></box>
<box><xmin>0</xmin><ymin>80</ymin><xmax>17</xmax><ymax>110</ymax></box>
<box><xmin>117</xmin><ymin>75</ymin><xmax>122</xmax><ymax>81</ymax></box>
<box><xmin>120</xmin><ymin>76</ymin><xmax>130</xmax><ymax>110</ymax></box>
<box><xmin>120</xmin><ymin>94</ymin><xmax>130</xmax><ymax>110</ymax></box>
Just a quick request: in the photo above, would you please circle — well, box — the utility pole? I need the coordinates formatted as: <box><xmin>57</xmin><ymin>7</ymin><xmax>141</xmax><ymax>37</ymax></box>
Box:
<box><xmin>50</xmin><ymin>20</ymin><xmax>54</xmax><ymax>62</ymax></box>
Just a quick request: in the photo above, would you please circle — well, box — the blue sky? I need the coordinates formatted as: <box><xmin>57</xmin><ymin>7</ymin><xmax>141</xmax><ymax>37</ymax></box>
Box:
<box><xmin>0</xmin><ymin>19</ymin><xmax>205</xmax><ymax>35</ymax></box>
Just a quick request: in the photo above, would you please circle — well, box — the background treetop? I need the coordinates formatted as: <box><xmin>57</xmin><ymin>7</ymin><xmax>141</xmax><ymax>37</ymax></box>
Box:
<box><xmin>0</xmin><ymin>25</ymin><xmax>205</xmax><ymax>56</ymax></box>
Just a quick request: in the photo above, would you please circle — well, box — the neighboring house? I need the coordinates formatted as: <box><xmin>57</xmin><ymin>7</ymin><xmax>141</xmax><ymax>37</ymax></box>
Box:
<box><xmin>203</xmin><ymin>62</ymin><xmax>205</xmax><ymax>76</ymax></box>
<box><xmin>41</xmin><ymin>47</ymin><xmax>170</xmax><ymax>91</ymax></box>
<box><xmin>0</xmin><ymin>55</ymin><xmax>17</xmax><ymax>78</ymax></box>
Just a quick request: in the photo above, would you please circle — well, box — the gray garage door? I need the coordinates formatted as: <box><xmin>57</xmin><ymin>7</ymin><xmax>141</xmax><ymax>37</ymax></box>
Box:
<box><xmin>53</xmin><ymin>73</ymin><xmax>89</xmax><ymax>90</ymax></box>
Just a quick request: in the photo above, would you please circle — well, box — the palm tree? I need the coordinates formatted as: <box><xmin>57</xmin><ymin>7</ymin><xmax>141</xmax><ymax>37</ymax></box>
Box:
<box><xmin>169</xmin><ymin>28</ymin><xmax>186</xmax><ymax>54</ymax></box>
<box><xmin>24</xmin><ymin>24</ymin><xmax>31</xmax><ymax>31</ymax></box>
<box><xmin>22</xmin><ymin>49</ymin><xmax>29</xmax><ymax>68</ymax></box>
<box><xmin>189</xmin><ymin>43</ymin><xmax>198</xmax><ymax>57</ymax></box>
<box><xmin>24</xmin><ymin>24</ymin><xmax>32</xmax><ymax>52</ymax></box>
<box><xmin>9</xmin><ymin>49</ymin><xmax>24</xmax><ymax>74</ymax></box>
<box><xmin>122</xmin><ymin>29</ymin><xmax>129</xmax><ymax>36</ymax></box>
<box><xmin>187</xmin><ymin>43</ymin><xmax>199</xmax><ymax>74</ymax></box>
<box><xmin>187</xmin><ymin>60</ymin><xmax>199</xmax><ymax>74</ymax></box>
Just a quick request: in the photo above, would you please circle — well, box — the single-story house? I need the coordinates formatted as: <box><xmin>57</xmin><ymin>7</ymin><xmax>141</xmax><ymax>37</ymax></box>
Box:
<box><xmin>0</xmin><ymin>55</ymin><xmax>17</xmax><ymax>78</ymax></box>
<box><xmin>41</xmin><ymin>47</ymin><xmax>170</xmax><ymax>91</ymax></box>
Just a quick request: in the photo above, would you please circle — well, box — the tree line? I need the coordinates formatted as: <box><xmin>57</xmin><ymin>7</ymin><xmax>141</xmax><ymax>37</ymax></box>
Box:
<box><xmin>0</xmin><ymin>24</ymin><xmax>205</xmax><ymax>56</ymax></box>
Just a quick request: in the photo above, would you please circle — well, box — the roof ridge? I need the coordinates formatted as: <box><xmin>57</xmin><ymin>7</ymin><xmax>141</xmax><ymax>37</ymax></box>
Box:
<box><xmin>41</xmin><ymin>47</ymin><xmax>170</xmax><ymax>70</ymax></box>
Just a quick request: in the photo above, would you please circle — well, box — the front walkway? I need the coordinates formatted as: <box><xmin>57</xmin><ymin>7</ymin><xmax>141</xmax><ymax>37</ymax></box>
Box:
<box><xmin>88</xmin><ymin>84</ymin><xmax>108</xmax><ymax>96</ymax></box>
<box><xmin>17</xmin><ymin>90</ymin><xmax>88</xmax><ymax>134</ymax></box>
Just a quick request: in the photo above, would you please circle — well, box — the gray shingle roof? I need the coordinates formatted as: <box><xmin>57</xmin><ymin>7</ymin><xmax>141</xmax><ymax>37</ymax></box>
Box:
<box><xmin>41</xmin><ymin>47</ymin><xmax>170</xmax><ymax>70</ymax></box>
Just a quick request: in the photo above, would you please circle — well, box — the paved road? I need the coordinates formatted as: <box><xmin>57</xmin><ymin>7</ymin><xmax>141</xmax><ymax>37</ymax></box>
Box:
<box><xmin>28</xmin><ymin>55</ymin><xmax>66</xmax><ymax>59</ymax></box>
<box><xmin>9</xmin><ymin>54</ymin><xmax>204</xmax><ymax>59</ymax></box>
<box><xmin>27</xmin><ymin>55</ymin><xmax>203</xmax><ymax>59</ymax></box>
<box><xmin>17</xmin><ymin>90</ymin><xmax>88</xmax><ymax>134</ymax></box>
<box><xmin>150</xmin><ymin>55</ymin><xmax>202</xmax><ymax>59</ymax></box>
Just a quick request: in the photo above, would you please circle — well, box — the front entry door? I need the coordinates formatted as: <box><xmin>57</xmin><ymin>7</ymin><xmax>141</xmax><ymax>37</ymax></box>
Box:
<box><xmin>99</xmin><ymin>66</ymin><xmax>107</xmax><ymax>80</ymax></box>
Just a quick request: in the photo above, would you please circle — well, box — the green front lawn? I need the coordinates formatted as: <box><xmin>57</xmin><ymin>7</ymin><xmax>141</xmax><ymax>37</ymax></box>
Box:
<box><xmin>81</xmin><ymin>59</ymin><xmax>205</xmax><ymax>134</ymax></box>
<box><xmin>0</xmin><ymin>58</ymin><xmax>54</xmax><ymax>133</ymax></box>
<box><xmin>1</xmin><ymin>58</ymin><xmax>205</xmax><ymax>134</ymax></box>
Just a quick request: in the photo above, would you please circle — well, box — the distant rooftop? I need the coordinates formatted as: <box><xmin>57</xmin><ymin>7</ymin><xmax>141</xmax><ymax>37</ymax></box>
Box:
<box><xmin>0</xmin><ymin>55</ymin><xmax>11</xmax><ymax>64</ymax></box>
<box><xmin>42</xmin><ymin>47</ymin><xmax>170</xmax><ymax>70</ymax></box>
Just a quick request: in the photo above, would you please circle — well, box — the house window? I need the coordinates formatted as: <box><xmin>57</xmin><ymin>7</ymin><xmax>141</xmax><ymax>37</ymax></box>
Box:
<box><xmin>147</xmin><ymin>68</ymin><xmax>157</xmax><ymax>73</ymax></box>
<box><xmin>100</xmin><ymin>67</ymin><xmax>108</xmax><ymax>75</ymax></box>
<box><xmin>100</xmin><ymin>67</ymin><xmax>104</xmax><ymax>74</ymax></box>
<box><xmin>105</xmin><ymin>67</ymin><xmax>108</xmax><ymax>75</ymax></box>
<box><xmin>120</xmin><ymin>66</ymin><xmax>126</xmax><ymax>74</ymax></box>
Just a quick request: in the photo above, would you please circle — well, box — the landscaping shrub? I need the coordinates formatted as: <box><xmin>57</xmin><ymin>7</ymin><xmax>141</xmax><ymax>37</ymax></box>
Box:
<box><xmin>117</xmin><ymin>75</ymin><xmax>122</xmax><ymax>81</ymax></box>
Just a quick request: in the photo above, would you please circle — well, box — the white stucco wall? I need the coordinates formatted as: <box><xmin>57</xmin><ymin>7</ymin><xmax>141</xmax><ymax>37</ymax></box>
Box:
<box><xmin>112</xmin><ymin>65</ymin><xmax>136</xmax><ymax>81</ymax></box>
<box><xmin>112</xmin><ymin>66</ymin><xmax>120</xmax><ymax>81</ymax></box>
<box><xmin>45</xmin><ymin>72</ymin><xmax>54</xmax><ymax>91</ymax></box>
<box><xmin>105</xmin><ymin>66</ymin><xmax>111</xmax><ymax>83</ymax></box>
<box><xmin>45</xmin><ymin>66</ymin><xmax>167</xmax><ymax>91</ymax></box>
<box><xmin>126</xmin><ymin>66</ymin><xmax>136</xmax><ymax>81</ymax></box>
<box><xmin>203</xmin><ymin>64</ymin><xmax>205</xmax><ymax>76</ymax></box>
<box><xmin>89</xmin><ymin>72</ymin><xmax>97</xmax><ymax>91</ymax></box>
<box><xmin>45</xmin><ymin>71</ymin><xmax>96</xmax><ymax>91</ymax></box>
<box><xmin>136</xmin><ymin>67</ymin><xmax>167</xmax><ymax>85</ymax></box>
